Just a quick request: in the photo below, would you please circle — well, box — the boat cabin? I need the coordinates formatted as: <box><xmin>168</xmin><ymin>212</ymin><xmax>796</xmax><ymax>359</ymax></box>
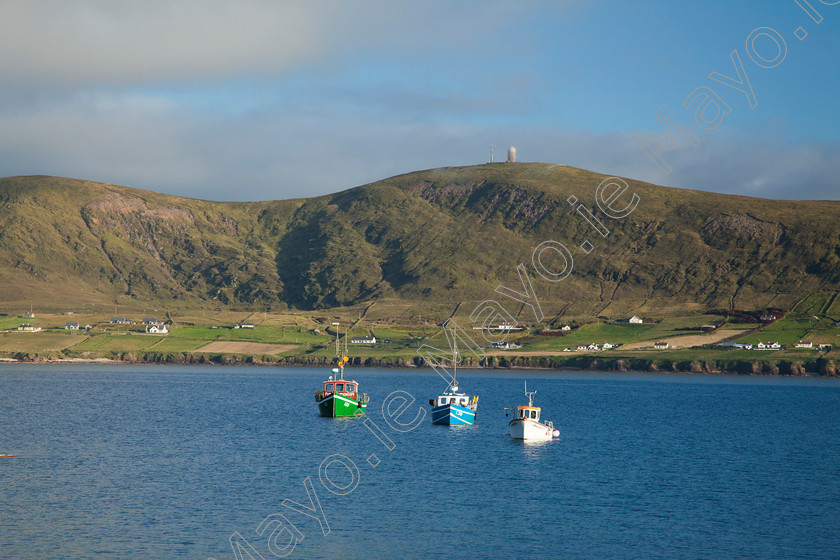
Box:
<box><xmin>516</xmin><ymin>406</ymin><xmax>541</xmax><ymax>421</ymax></box>
<box><xmin>323</xmin><ymin>380</ymin><xmax>358</xmax><ymax>396</ymax></box>
<box><xmin>437</xmin><ymin>395</ymin><xmax>470</xmax><ymax>407</ymax></box>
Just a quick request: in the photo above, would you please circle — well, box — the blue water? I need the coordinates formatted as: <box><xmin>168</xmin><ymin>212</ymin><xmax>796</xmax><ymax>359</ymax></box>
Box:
<box><xmin>1</xmin><ymin>365</ymin><xmax>839</xmax><ymax>559</ymax></box>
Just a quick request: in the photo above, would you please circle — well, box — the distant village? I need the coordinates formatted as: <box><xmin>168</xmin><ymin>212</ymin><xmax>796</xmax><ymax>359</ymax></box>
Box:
<box><xmin>7</xmin><ymin>310</ymin><xmax>833</xmax><ymax>355</ymax></box>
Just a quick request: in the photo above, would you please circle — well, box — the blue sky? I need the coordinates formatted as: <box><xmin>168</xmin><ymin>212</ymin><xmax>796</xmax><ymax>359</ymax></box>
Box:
<box><xmin>0</xmin><ymin>0</ymin><xmax>838</xmax><ymax>201</ymax></box>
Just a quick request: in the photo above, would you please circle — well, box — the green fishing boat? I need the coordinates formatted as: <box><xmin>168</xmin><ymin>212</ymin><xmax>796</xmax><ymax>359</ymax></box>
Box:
<box><xmin>315</xmin><ymin>356</ymin><xmax>369</xmax><ymax>417</ymax></box>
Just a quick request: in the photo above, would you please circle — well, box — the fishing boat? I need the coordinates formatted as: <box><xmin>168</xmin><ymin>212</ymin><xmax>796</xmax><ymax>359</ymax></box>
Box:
<box><xmin>315</xmin><ymin>358</ymin><xmax>369</xmax><ymax>417</ymax></box>
<box><xmin>315</xmin><ymin>325</ymin><xmax>369</xmax><ymax>417</ymax></box>
<box><xmin>428</xmin><ymin>344</ymin><xmax>478</xmax><ymax>425</ymax></box>
<box><xmin>506</xmin><ymin>382</ymin><xmax>559</xmax><ymax>440</ymax></box>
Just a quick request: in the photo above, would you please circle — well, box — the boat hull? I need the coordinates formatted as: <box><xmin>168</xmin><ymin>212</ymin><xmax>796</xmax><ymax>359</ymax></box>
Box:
<box><xmin>431</xmin><ymin>403</ymin><xmax>476</xmax><ymax>425</ymax></box>
<box><xmin>509</xmin><ymin>418</ymin><xmax>555</xmax><ymax>440</ymax></box>
<box><xmin>317</xmin><ymin>393</ymin><xmax>367</xmax><ymax>417</ymax></box>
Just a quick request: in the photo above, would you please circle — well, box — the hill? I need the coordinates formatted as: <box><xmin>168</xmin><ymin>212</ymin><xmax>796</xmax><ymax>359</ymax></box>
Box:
<box><xmin>1</xmin><ymin>165</ymin><xmax>838</xmax><ymax>320</ymax></box>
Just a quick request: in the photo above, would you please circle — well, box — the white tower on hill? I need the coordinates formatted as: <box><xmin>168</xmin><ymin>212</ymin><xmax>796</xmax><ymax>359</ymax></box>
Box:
<box><xmin>507</xmin><ymin>146</ymin><xmax>516</xmax><ymax>163</ymax></box>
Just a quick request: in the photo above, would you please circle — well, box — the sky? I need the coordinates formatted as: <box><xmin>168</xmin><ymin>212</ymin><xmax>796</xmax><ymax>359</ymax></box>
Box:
<box><xmin>1</xmin><ymin>0</ymin><xmax>838</xmax><ymax>202</ymax></box>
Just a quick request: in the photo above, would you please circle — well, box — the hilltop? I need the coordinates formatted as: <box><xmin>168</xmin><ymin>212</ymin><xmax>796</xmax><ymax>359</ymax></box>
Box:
<box><xmin>1</xmin><ymin>164</ymin><xmax>838</xmax><ymax>321</ymax></box>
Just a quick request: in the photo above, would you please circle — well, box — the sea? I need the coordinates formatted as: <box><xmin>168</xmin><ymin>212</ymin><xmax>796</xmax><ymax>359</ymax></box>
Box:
<box><xmin>1</xmin><ymin>364</ymin><xmax>839</xmax><ymax>560</ymax></box>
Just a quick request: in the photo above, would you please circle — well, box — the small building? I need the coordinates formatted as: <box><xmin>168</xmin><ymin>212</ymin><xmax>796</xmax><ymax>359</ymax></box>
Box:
<box><xmin>654</xmin><ymin>341</ymin><xmax>669</xmax><ymax>349</ymax></box>
<box><xmin>110</xmin><ymin>317</ymin><xmax>132</xmax><ymax>325</ymax></box>
<box><xmin>146</xmin><ymin>325</ymin><xmax>169</xmax><ymax>334</ymax></box>
<box><xmin>576</xmin><ymin>345</ymin><xmax>588</xmax><ymax>351</ymax></box>
<box><xmin>351</xmin><ymin>336</ymin><xmax>376</xmax><ymax>344</ymax></box>
<box><xmin>474</xmin><ymin>323</ymin><xmax>522</xmax><ymax>331</ymax></box>
<box><xmin>795</xmin><ymin>341</ymin><xmax>813</xmax><ymax>349</ymax></box>
<box><xmin>22</xmin><ymin>311</ymin><xmax>35</xmax><ymax>319</ymax></box>
<box><xmin>561</xmin><ymin>325</ymin><xmax>572</xmax><ymax>331</ymax></box>
<box><xmin>239</xmin><ymin>323</ymin><xmax>255</xmax><ymax>329</ymax></box>
<box><xmin>628</xmin><ymin>316</ymin><xmax>643</xmax><ymax>324</ymax></box>
<box><xmin>17</xmin><ymin>324</ymin><xmax>42</xmax><ymax>332</ymax></box>
<box><xmin>65</xmin><ymin>322</ymin><xmax>80</xmax><ymax>330</ymax></box>
<box><xmin>701</xmin><ymin>324</ymin><xmax>717</xmax><ymax>331</ymax></box>
<box><xmin>819</xmin><ymin>344</ymin><xmax>832</xmax><ymax>351</ymax></box>
<box><xmin>142</xmin><ymin>318</ymin><xmax>164</xmax><ymax>326</ymax></box>
<box><xmin>492</xmin><ymin>341</ymin><xmax>522</xmax><ymax>350</ymax></box>
<box><xmin>602</xmin><ymin>342</ymin><xmax>616</xmax><ymax>349</ymax></box>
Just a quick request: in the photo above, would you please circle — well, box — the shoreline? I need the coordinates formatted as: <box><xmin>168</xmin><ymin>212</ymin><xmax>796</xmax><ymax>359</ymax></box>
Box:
<box><xmin>1</xmin><ymin>354</ymin><xmax>836</xmax><ymax>378</ymax></box>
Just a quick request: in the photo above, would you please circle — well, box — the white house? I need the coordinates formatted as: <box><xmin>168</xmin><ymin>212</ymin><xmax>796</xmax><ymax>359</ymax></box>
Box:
<box><xmin>474</xmin><ymin>323</ymin><xmax>522</xmax><ymax>331</ymax></box>
<box><xmin>146</xmin><ymin>325</ymin><xmax>169</xmax><ymax>334</ymax></box>
<box><xmin>628</xmin><ymin>316</ymin><xmax>643</xmax><ymax>324</ymax></box>
<box><xmin>65</xmin><ymin>322</ymin><xmax>80</xmax><ymax>330</ymax></box>
<box><xmin>795</xmin><ymin>341</ymin><xmax>813</xmax><ymax>349</ymax></box>
<box><xmin>602</xmin><ymin>342</ymin><xmax>616</xmax><ymax>349</ymax></box>
<box><xmin>351</xmin><ymin>336</ymin><xmax>376</xmax><ymax>344</ymax></box>
<box><xmin>561</xmin><ymin>325</ymin><xmax>572</xmax><ymax>331</ymax></box>
<box><xmin>492</xmin><ymin>341</ymin><xmax>522</xmax><ymax>350</ymax></box>
<box><xmin>17</xmin><ymin>324</ymin><xmax>41</xmax><ymax>332</ymax></box>
<box><xmin>654</xmin><ymin>341</ymin><xmax>669</xmax><ymax>349</ymax></box>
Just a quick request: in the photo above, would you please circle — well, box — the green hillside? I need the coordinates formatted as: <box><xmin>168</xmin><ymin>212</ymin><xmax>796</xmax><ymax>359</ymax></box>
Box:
<box><xmin>1</xmin><ymin>165</ymin><xmax>838</xmax><ymax>320</ymax></box>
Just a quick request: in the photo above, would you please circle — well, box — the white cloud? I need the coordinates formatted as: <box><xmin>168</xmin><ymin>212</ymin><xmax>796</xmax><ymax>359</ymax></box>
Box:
<box><xmin>0</xmin><ymin>1</ymin><xmax>323</xmax><ymax>86</ymax></box>
<box><xmin>0</xmin><ymin>91</ymin><xmax>210</xmax><ymax>188</ymax></box>
<box><xmin>0</xmin><ymin>0</ymin><xmax>542</xmax><ymax>88</ymax></box>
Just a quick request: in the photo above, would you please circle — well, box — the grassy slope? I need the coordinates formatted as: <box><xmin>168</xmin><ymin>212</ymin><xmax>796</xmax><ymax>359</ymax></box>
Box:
<box><xmin>0</xmin><ymin>166</ymin><xmax>838</xmax><ymax>322</ymax></box>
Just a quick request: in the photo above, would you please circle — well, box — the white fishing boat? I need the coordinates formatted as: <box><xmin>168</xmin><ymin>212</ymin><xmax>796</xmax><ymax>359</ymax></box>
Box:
<box><xmin>506</xmin><ymin>382</ymin><xmax>559</xmax><ymax>440</ymax></box>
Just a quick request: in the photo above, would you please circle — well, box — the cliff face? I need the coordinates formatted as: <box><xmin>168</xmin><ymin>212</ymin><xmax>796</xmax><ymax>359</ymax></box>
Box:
<box><xmin>0</xmin><ymin>164</ymin><xmax>838</xmax><ymax>313</ymax></box>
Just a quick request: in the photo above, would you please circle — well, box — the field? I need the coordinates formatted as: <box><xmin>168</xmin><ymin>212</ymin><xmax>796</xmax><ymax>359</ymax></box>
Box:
<box><xmin>0</xmin><ymin>332</ymin><xmax>78</xmax><ymax>353</ymax></box>
<box><xmin>0</xmin><ymin>302</ymin><xmax>835</xmax><ymax>374</ymax></box>
<box><xmin>619</xmin><ymin>329</ymin><xmax>742</xmax><ymax>350</ymax></box>
<box><xmin>194</xmin><ymin>342</ymin><xmax>297</xmax><ymax>355</ymax></box>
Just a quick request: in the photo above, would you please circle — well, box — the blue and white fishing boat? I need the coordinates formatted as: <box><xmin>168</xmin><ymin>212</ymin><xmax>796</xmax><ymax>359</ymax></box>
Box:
<box><xmin>428</xmin><ymin>348</ymin><xmax>478</xmax><ymax>425</ymax></box>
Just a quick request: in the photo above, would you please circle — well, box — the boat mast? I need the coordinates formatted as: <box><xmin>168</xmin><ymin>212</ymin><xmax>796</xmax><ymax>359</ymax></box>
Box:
<box><xmin>450</xmin><ymin>337</ymin><xmax>459</xmax><ymax>391</ymax></box>
<box><xmin>331</xmin><ymin>322</ymin><xmax>344</xmax><ymax>380</ymax></box>
<box><xmin>524</xmin><ymin>381</ymin><xmax>536</xmax><ymax>407</ymax></box>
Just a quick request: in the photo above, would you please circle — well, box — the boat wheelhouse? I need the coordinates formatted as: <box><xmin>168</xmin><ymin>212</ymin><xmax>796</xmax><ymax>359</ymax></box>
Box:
<box><xmin>430</xmin><ymin>386</ymin><xmax>478</xmax><ymax>425</ymax></box>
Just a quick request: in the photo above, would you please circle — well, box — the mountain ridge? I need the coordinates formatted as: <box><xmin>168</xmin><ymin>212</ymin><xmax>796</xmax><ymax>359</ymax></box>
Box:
<box><xmin>1</xmin><ymin>164</ymin><xmax>838</xmax><ymax>316</ymax></box>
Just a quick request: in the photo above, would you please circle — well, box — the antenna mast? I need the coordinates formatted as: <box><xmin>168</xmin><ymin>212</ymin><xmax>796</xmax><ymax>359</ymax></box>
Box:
<box><xmin>489</xmin><ymin>144</ymin><xmax>496</xmax><ymax>163</ymax></box>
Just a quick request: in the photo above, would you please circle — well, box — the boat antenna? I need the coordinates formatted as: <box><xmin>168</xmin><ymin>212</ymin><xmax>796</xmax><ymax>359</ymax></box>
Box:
<box><xmin>524</xmin><ymin>381</ymin><xmax>536</xmax><ymax>407</ymax></box>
